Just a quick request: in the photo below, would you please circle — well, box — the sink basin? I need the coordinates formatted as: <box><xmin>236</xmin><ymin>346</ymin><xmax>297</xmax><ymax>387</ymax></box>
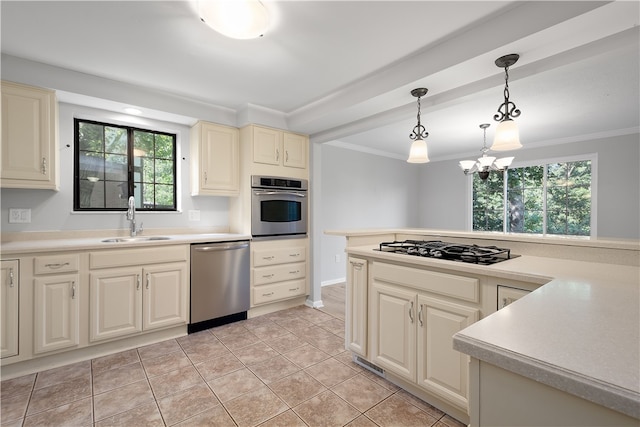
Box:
<box><xmin>101</xmin><ymin>236</ymin><xmax>171</xmax><ymax>243</ymax></box>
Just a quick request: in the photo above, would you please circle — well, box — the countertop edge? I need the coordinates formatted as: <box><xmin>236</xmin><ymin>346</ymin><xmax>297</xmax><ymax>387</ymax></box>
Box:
<box><xmin>452</xmin><ymin>333</ymin><xmax>640</xmax><ymax>420</ymax></box>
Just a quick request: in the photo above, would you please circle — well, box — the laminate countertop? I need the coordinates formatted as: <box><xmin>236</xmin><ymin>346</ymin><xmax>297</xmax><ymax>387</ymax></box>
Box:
<box><xmin>344</xmin><ymin>244</ymin><xmax>640</xmax><ymax>420</ymax></box>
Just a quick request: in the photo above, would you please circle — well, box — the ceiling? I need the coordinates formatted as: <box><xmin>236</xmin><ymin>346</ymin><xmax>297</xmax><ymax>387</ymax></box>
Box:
<box><xmin>1</xmin><ymin>1</ymin><xmax>638</xmax><ymax>162</ymax></box>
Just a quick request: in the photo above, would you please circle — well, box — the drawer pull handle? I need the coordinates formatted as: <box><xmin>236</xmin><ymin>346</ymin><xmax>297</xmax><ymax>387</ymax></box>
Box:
<box><xmin>289</xmin><ymin>287</ymin><xmax>299</xmax><ymax>292</ymax></box>
<box><xmin>289</xmin><ymin>270</ymin><xmax>299</xmax><ymax>274</ymax></box>
<box><xmin>263</xmin><ymin>274</ymin><xmax>274</xmax><ymax>279</ymax></box>
<box><xmin>42</xmin><ymin>157</ymin><xmax>47</xmax><ymax>174</ymax></box>
<box><xmin>289</xmin><ymin>253</ymin><xmax>300</xmax><ymax>257</ymax></box>
<box><xmin>418</xmin><ymin>304</ymin><xmax>423</xmax><ymax>327</ymax></box>
<box><xmin>9</xmin><ymin>268</ymin><xmax>14</xmax><ymax>287</ymax></box>
<box><xmin>263</xmin><ymin>292</ymin><xmax>274</xmax><ymax>297</ymax></box>
<box><xmin>204</xmin><ymin>171</ymin><xmax>207</xmax><ymax>184</ymax></box>
<box><xmin>263</xmin><ymin>256</ymin><xmax>275</xmax><ymax>261</ymax></box>
<box><xmin>136</xmin><ymin>274</ymin><xmax>141</xmax><ymax>290</ymax></box>
<box><xmin>350</xmin><ymin>261</ymin><xmax>364</xmax><ymax>270</ymax></box>
<box><xmin>409</xmin><ymin>301</ymin><xmax>414</xmax><ymax>323</ymax></box>
<box><xmin>45</xmin><ymin>262</ymin><xmax>70</xmax><ymax>269</ymax></box>
<box><xmin>275</xmin><ymin>148</ymin><xmax>279</xmax><ymax>162</ymax></box>
<box><xmin>71</xmin><ymin>281</ymin><xmax>76</xmax><ymax>299</ymax></box>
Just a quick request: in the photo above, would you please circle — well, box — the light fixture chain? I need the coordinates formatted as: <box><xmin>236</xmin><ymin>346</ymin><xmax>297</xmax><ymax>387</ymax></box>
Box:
<box><xmin>494</xmin><ymin>64</ymin><xmax>521</xmax><ymax>122</ymax></box>
<box><xmin>410</xmin><ymin>95</ymin><xmax>429</xmax><ymax>141</ymax></box>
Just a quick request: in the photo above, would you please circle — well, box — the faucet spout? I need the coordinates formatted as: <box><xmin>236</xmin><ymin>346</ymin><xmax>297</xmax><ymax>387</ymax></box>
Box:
<box><xmin>127</xmin><ymin>196</ymin><xmax>137</xmax><ymax>237</ymax></box>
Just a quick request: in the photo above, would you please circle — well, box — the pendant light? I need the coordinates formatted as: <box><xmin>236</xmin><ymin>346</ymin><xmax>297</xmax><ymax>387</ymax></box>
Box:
<box><xmin>459</xmin><ymin>124</ymin><xmax>514</xmax><ymax>180</ymax></box>
<box><xmin>492</xmin><ymin>54</ymin><xmax>522</xmax><ymax>151</ymax></box>
<box><xmin>407</xmin><ymin>88</ymin><xmax>430</xmax><ymax>163</ymax></box>
<box><xmin>199</xmin><ymin>0</ymin><xmax>269</xmax><ymax>39</ymax></box>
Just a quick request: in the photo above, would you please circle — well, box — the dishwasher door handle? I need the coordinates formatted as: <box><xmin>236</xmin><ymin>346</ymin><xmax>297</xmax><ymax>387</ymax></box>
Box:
<box><xmin>193</xmin><ymin>243</ymin><xmax>249</xmax><ymax>252</ymax></box>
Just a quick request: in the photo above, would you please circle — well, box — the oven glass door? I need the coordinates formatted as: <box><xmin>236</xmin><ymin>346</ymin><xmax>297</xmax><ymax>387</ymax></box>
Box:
<box><xmin>252</xmin><ymin>190</ymin><xmax>307</xmax><ymax>236</ymax></box>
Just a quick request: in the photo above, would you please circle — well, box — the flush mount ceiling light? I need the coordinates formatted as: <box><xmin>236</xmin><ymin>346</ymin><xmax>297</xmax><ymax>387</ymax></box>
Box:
<box><xmin>459</xmin><ymin>123</ymin><xmax>514</xmax><ymax>181</ymax></box>
<box><xmin>198</xmin><ymin>0</ymin><xmax>269</xmax><ymax>39</ymax></box>
<box><xmin>492</xmin><ymin>53</ymin><xmax>523</xmax><ymax>151</ymax></box>
<box><xmin>124</xmin><ymin>107</ymin><xmax>142</xmax><ymax>115</ymax></box>
<box><xmin>407</xmin><ymin>88</ymin><xmax>430</xmax><ymax>164</ymax></box>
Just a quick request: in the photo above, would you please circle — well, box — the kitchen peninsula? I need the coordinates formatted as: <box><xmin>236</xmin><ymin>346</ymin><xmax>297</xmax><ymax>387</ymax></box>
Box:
<box><xmin>326</xmin><ymin>228</ymin><xmax>640</xmax><ymax>426</ymax></box>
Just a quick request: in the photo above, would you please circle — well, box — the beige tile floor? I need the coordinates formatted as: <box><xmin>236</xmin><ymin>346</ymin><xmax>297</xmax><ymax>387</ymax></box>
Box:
<box><xmin>1</xmin><ymin>285</ymin><xmax>465</xmax><ymax>427</ymax></box>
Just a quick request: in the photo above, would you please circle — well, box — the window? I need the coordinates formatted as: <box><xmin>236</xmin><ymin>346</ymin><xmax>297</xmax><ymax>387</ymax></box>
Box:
<box><xmin>472</xmin><ymin>158</ymin><xmax>593</xmax><ymax>236</ymax></box>
<box><xmin>74</xmin><ymin>119</ymin><xmax>177</xmax><ymax>211</ymax></box>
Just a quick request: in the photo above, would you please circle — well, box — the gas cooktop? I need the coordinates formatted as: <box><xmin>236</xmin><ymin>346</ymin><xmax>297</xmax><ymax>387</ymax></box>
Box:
<box><xmin>376</xmin><ymin>240</ymin><xmax>517</xmax><ymax>265</ymax></box>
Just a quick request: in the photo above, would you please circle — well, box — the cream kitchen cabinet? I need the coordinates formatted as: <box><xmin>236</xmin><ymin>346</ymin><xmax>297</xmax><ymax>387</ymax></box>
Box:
<box><xmin>370</xmin><ymin>262</ymin><xmax>479</xmax><ymax>413</ymax></box>
<box><xmin>241</xmin><ymin>125</ymin><xmax>308</xmax><ymax>173</ymax></box>
<box><xmin>251</xmin><ymin>239</ymin><xmax>308</xmax><ymax>307</ymax></box>
<box><xmin>33</xmin><ymin>254</ymin><xmax>80</xmax><ymax>354</ymax></box>
<box><xmin>1</xmin><ymin>81</ymin><xmax>58</xmax><ymax>190</ymax></box>
<box><xmin>190</xmin><ymin>121</ymin><xmax>239</xmax><ymax>196</ymax></box>
<box><xmin>346</xmin><ymin>257</ymin><xmax>368</xmax><ymax>357</ymax></box>
<box><xmin>89</xmin><ymin>246</ymin><xmax>188</xmax><ymax>342</ymax></box>
<box><xmin>1</xmin><ymin>260</ymin><xmax>19</xmax><ymax>358</ymax></box>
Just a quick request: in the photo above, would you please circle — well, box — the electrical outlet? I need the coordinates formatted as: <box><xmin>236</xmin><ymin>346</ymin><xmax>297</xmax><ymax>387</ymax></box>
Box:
<box><xmin>9</xmin><ymin>208</ymin><xmax>31</xmax><ymax>223</ymax></box>
<box><xmin>335</xmin><ymin>254</ymin><xmax>340</xmax><ymax>263</ymax></box>
<box><xmin>188</xmin><ymin>210</ymin><xmax>201</xmax><ymax>221</ymax></box>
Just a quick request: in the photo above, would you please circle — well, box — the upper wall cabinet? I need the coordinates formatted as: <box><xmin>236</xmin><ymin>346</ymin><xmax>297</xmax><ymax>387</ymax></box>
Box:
<box><xmin>190</xmin><ymin>121</ymin><xmax>240</xmax><ymax>196</ymax></box>
<box><xmin>1</xmin><ymin>81</ymin><xmax>59</xmax><ymax>190</ymax></box>
<box><xmin>242</xmin><ymin>125</ymin><xmax>308</xmax><ymax>177</ymax></box>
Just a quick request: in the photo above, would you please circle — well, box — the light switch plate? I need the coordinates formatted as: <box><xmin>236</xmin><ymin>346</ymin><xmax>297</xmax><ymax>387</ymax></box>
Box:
<box><xmin>9</xmin><ymin>208</ymin><xmax>31</xmax><ymax>223</ymax></box>
<box><xmin>188</xmin><ymin>210</ymin><xmax>200</xmax><ymax>221</ymax></box>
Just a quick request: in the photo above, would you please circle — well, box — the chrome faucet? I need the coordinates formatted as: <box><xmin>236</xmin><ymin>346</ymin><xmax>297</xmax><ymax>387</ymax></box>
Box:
<box><xmin>126</xmin><ymin>196</ymin><xmax>142</xmax><ymax>236</ymax></box>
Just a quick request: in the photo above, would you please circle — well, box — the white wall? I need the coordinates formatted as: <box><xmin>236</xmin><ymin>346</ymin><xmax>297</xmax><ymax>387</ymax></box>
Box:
<box><xmin>0</xmin><ymin>103</ymin><xmax>230</xmax><ymax>233</ymax></box>
<box><xmin>315</xmin><ymin>144</ymin><xmax>421</xmax><ymax>284</ymax></box>
<box><xmin>418</xmin><ymin>133</ymin><xmax>640</xmax><ymax>239</ymax></box>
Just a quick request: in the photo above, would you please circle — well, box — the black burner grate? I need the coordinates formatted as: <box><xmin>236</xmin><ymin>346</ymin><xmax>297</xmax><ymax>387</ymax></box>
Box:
<box><xmin>376</xmin><ymin>240</ymin><xmax>515</xmax><ymax>265</ymax></box>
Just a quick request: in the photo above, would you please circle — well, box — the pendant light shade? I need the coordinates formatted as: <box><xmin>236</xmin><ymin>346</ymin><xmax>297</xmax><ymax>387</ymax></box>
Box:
<box><xmin>406</xmin><ymin>88</ymin><xmax>430</xmax><ymax>163</ymax></box>
<box><xmin>492</xmin><ymin>119</ymin><xmax>522</xmax><ymax>151</ymax></box>
<box><xmin>407</xmin><ymin>139</ymin><xmax>429</xmax><ymax>163</ymax></box>
<box><xmin>491</xmin><ymin>54</ymin><xmax>523</xmax><ymax>151</ymax></box>
<box><xmin>199</xmin><ymin>0</ymin><xmax>269</xmax><ymax>39</ymax></box>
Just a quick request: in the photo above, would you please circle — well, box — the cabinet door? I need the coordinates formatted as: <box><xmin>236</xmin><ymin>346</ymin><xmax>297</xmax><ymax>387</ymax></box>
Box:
<box><xmin>1</xmin><ymin>260</ymin><xmax>19</xmax><ymax>358</ymax></box>
<box><xmin>90</xmin><ymin>268</ymin><xmax>142</xmax><ymax>342</ymax></box>
<box><xmin>370</xmin><ymin>281</ymin><xmax>416</xmax><ymax>381</ymax></box>
<box><xmin>143</xmin><ymin>263</ymin><xmax>188</xmax><ymax>330</ymax></box>
<box><xmin>283</xmin><ymin>132</ymin><xmax>307</xmax><ymax>169</ymax></box>
<box><xmin>346</xmin><ymin>257</ymin><xmax>367</xmax><ymax>356</ymax></box>
<box><xmin>34</xmin><ymin>274</ymin><xmax>80</xmax><ymax>353</ymax></box>
<box><xmin>417</xmin><ymin>295</ymin><xmax>479</xmax><ymax>411</ymax></box>
<box><xmin>1</xmin><ymin>81</ymin><xmax>57</xmax><ymax>189</ymax></box>
<box><xmin>199</xmin><ymin>123</ymin><xmax>239</xmax><ymax>195</ymax></box>
<box><xmin>252</xmin><ymin>126</ymin><xmax>281</xmax><ymax>165</ymax></box>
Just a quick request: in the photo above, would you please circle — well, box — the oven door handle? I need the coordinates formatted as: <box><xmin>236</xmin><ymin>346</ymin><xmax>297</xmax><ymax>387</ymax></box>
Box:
<box><xmin>253</xmin><ymin>190</ymin><xmax>306</xmax><ymax>198</ymax></box>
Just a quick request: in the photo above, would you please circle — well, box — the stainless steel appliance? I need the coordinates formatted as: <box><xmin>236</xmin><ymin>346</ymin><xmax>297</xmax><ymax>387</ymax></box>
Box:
<box><xmin>189</xmin><ymin>240</ymin><xmax>250</xmax><ymax>333</ymax></box>
<box><xmin>251</xmin><ymin>175</ymin><xmax>308</xmax><ymax>238</ymax></box>
<box><xmin>376</xmin><ymin>240</ymin><xmax>518</xmax><ymax>265</ymax></box>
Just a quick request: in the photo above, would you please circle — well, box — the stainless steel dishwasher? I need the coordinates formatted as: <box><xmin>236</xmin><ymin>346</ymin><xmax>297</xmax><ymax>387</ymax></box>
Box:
<box><xmin>189</xmin><ymin>240</ymin><xmax>250</xmax><ymax>333</ymax></box>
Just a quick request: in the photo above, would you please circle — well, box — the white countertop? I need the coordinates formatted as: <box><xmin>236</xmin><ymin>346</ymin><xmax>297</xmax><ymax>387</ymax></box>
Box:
<box><xmin>0</xmin><ymin>233</ymin><xmax>252</xmax><ymax>255</ymax></box>
<box><xmin>345</xmin><ymin>244</ymin><xmax>640</xmax><ymax>419</ymax></box>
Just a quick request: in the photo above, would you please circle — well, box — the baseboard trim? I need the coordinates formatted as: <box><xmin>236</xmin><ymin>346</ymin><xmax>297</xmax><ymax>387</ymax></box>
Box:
<box><xmin>321</xmin><ymin>277</ymin><xmax>346</xmax><ymax>287</ymax></box>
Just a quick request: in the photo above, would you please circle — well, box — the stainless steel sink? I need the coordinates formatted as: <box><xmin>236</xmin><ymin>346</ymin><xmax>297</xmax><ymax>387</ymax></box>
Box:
<box><xmin>101</xmin><ymin>236</ymin><xmax>171</xmax><ymax>243</ymax></box>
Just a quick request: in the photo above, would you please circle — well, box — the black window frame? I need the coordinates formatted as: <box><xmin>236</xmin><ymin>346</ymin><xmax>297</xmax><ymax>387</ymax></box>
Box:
<box><xmin>73</xmin><ymin>118</ymin><xmax>178</xmax><ymax>212</ymax></box>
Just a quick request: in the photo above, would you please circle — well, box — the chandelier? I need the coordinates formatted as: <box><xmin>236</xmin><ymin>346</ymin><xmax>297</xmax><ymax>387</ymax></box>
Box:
<box><xmin>491</xmin><ymin>54</ymin><xmax>523</xmax><ymax>151</ymax></box>
<box><xmin>459</xmin><ymin>124</ymin><xmax>514</xmax><ymax>180</ymax></box>
<box><xmin>407</xmin><ymin>88</ymin><xmax>430</xmax><ymax>163</ymax></box>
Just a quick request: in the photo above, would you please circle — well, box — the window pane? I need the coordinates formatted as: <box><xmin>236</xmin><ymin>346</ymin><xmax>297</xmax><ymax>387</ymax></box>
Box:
<box><xmin>78</xmin><ymin>122</ymin><xmax>104</xmax><ymax>152</ymax></box>
<box><xmin>134</xmin><ymin>131</ymin><xmax>155</xmax><ymax>158</ymax></box>
<box><xmin>472</xmin><ymin>173</ymin><xmax>503</xmax><ymax>232</ymax></box>
<box><xmin>155</xmin><ymin>134</ymin><xmax>174</xmax><ymax>160</ymax></box>
<box><xmin>78</xmin><ymin>151</ymin><xmax>105</xmax><ymax>181</ymax></box>
<box><xmin>104</xmin><ymin>154</ymin><xmax>128</xmax><ymax>181</ymax></box>
<box><xmin>105</xmin><ymin>126</ymin><xmax>127</xmax><ymax>154</ymax></box>
<box><xmin>155</xmin><ymin>159</ymin><xmax>173</xmax><ymax>184</ymax></box>
<box><xmin>106</xmin><ymin>182</ymin><xmax>128</xmax><ymax>208</ymax></box>
<box><xmin>155</xmin><ymin>184</ymin><xmax>174</xmax><ymax>208</ymax></box>
<box><xmin>78</xmin><ymin>180</ymin><xmax>104</xmax><ymax>208</ymax></box>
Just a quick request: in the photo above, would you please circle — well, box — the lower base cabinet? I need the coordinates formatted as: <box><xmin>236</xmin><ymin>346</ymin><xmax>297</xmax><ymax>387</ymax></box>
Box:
<box><xmin>369</xmin><ymin>262</ymin><xmax>479</xmax><ymax>413</ymax></box>
<box><xmin>90</xmin><ymin>263</ymin><xmax>187</xmax><ymax>342</ymax></box>
<box><xmin>1</xmin><ymin>260</ymin><xmax>19</xmax><ymax>358</ymax></box>
<box><xmin>34</xmin><ymin>274</ymin><xmax>80</xmax><ymax>354</ymax></box>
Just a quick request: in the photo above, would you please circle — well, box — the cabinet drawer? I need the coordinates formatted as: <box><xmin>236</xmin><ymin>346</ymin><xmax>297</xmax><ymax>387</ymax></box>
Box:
<box><xmin>90</xmin><ymin>245</ymin><xmax>188</xmax><ymax>269</ymax></box>
<box><xmin>34</xmin><ymin>254</ymin><xmax>79</xmax><ymax>274</ymax></box>
<box><xmin>254</xmin><ymin>262</ymin><xmax>305</xmax><ymax>285</ymax></box>
<box><xmin>253</xmin><ymin>247</ymin><xmax>305</xmax><ymax>267</ymax></box>
<box><xmin>253</xmin><ymin>279</ymin><xmax>306</xmax><ymax>305</ymax></box>
<box><xmin>373</xmin><ymin>262</ymin><xmax>479</xmax><ymax>303</ymax></box>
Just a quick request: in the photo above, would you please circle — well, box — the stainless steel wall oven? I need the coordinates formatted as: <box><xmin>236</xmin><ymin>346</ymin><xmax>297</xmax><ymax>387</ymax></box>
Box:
<box><xmin>251</xmin><ymin>175</ymin><xmax>308</xmax><ymax>238</ymax></box>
